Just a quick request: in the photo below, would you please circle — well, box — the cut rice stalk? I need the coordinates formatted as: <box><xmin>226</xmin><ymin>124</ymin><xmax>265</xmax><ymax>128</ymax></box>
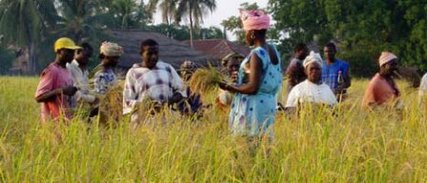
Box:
<box><xmin>188</xmin><ymin>67</ymin><xmax>226</xmax><ymax>93</ymax></box>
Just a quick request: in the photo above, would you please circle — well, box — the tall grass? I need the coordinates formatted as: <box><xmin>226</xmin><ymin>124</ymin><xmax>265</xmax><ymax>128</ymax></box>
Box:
<box><xmin>0</xmin><ymin>76</ymin><xmax>426</xmax><ymax>182</ymax></box>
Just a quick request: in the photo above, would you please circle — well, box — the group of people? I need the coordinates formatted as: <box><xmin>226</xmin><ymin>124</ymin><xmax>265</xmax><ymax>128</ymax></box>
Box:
<box><xmin>35</xmin><ymin>9</ymin><xmax>423</xmax><ymax>141</ymax></box>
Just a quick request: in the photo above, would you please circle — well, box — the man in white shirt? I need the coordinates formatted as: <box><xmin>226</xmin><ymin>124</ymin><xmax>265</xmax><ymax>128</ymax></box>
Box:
<box><xmin>66</xmin><ymin>43</ymin><xmax>97</xmax><ymax>104</ymax></box>
<box><xmin>286</xmin><ymin>51</ymin><xmax>337</xmax><ymax>109</ymax></box>
<box><xmin>123</xmin><ymin>39</ymin><xmax>187</xmax><ymax>123</ymax></box>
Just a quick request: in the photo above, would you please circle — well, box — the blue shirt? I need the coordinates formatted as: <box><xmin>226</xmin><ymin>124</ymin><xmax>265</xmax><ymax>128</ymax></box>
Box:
<box><xmin>321</xmin><ymin>59</ymin><xmax>349</xmax><ymax>92</ymax></box>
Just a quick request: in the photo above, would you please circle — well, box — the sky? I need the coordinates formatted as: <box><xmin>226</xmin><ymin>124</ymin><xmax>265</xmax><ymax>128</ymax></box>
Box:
<box><xmin>149</xmin><ymin>0</ymin><xmax>269</xmax><ymax>39</ymax></box>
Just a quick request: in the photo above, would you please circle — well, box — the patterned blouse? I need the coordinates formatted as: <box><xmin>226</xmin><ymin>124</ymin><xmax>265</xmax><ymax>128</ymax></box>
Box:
<box><xmin>93</xmin><ymin>68</ymin><xmax>117</xmax><ymax>95</ymax></box>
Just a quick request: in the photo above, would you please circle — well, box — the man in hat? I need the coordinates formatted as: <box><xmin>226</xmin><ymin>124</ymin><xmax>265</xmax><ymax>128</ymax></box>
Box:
<box><xmin>35</xmin><ymin>37</ymin><xmax>81</xmax><ymax>122</ymax></box>
<box><xmin>362</xmin><ymin>51</ymin><xmax>401</xmax><ymax>108</ymax></box>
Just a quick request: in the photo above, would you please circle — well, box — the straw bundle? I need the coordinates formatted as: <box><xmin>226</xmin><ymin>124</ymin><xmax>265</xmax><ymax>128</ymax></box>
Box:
<box><xmin>98</xmin><ymin>80</ymin><xmax>124</xmax><ymax>125</ymax></box>
<box><xmin>188</xmin><ymin>67</ymin><xmax>225</xmax><ymax>93</ymax></box>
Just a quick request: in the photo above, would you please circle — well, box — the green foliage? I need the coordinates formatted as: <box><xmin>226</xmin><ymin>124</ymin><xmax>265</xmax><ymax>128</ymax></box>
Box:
<box><xmin>269</xmin><ymin>0</ymin><xmax>427</xmax><ymax>76</ymax></box>
<box><xmin>146</xmin><ymin>24</ymin><xmax>191</xmax><ymax>41</ymax></box>
<box><xmin>0</xmin><ymin>0</ymin><xmax>58</xmax><ymax>73</ymax></box>
<box><xmin>175</xmin><ymin>0</ymin><xmax>217</xmax><ymax>47</ymax></box>
<box><xmin>0</xmin><ymin>47</ymin><xmax>15</xmax><ymax>74</ymax></box>
<box><xmin>198</xmin><ymin>26</ymin><xmax>224</xmax><ymax>40</ymax></box>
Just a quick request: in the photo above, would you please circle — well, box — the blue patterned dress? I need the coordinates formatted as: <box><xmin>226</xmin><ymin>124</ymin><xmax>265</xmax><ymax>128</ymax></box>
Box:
<box><xmin>229</xmin><ymin>45</ymin><xmax>283</xmax><ymax>137</ymax></box>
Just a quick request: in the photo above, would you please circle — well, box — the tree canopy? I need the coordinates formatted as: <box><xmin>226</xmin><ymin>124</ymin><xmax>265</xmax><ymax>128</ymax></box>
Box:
<box><xmin>269</xmin><ymin>0</ymin><xmax>427</xmax><ymax>76</ymax></box>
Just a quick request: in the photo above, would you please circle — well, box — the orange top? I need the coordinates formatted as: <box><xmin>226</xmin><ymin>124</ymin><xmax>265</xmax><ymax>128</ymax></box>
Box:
<box><xmin>362</xmin><ymin>73</ymin><xmax>399</xmax><ymax>107</ymax></box>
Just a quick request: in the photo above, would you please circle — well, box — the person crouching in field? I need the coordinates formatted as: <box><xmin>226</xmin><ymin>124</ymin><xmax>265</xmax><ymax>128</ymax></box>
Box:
<box><xmin>35</xmin><ymin>37</ymin><xmax>81</xmax><ymax>122</ymax></box>
<box><xmin>216</xmin><ymin>55</ymin><xmax>241</xmax><ymax>111</ymax></box>
<box><xmin>66</xmin><ymin>43</ymin><xmax>98</xmax><ymax>106</ymax></box>
<box><xmin>177</xmin><ymin>60</ymin><xmax>203</xmax><ymax>116</ymax></box>
<box><xmin>218</xmin><ymin>10</ymin><xmax>283</xmax><ymax>141</ymax></box>
<box><xmin>123</xmin><ymin>39</ymin><xmax>187</xmax><ymax>126</ymax></box>
<box><xmin>362</xmin><ymin>52</ymin><xmax>403</xmax><ymax>109</ymax></box>
<box><xmin>285</xmin><ymin>52</ymin><xmax>337</xmax><ymax>113</ymax></box>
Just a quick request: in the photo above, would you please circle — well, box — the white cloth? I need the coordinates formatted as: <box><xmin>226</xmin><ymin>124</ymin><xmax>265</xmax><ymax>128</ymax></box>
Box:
<box><xmin>303</xmin><ymin>51</ymin><xmax>323</xmax><ymax>68</ymax></box>
<box><xmin>419</xmin><ymin>73</ymin><xmax>427</xmax><ymax>97</ymax></box>
<box><xmin>123</xmin><ymin>61</ymin><xmax>187</xmax><ymax>115</ymax></box>
<box><xmin>66</xmin><ymin>60</ymin><xmax>96</xmax><ymax>103</ymax></box>
<box><xmin>286</xmin><ymin>80</ymin><xmax>337</xmax><ymax>107</ymax></box>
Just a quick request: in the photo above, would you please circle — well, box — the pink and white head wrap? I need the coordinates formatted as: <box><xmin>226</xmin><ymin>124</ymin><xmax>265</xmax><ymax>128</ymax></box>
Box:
<box><xmin>379</xmin><ymin>51</ymin><xmax>398</xmax><ymax>66</ymax></box>
<box><xmin>100</xmin><ymin>41</ymin><xmax>124</xmax><ymax>57</ymax></box>
<box><xmin>240</xmin><ymin>9</ymin><xmax>270</xmax><ymax>31</ymax></box>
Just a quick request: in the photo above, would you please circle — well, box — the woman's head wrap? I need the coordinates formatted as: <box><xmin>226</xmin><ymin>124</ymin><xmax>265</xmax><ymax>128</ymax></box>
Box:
<box><xmin>240</xmin><ymin>9</ymin><xmax>270</xmax><ymax>31</ymax></box>
<box><xmin>100</xmin><ymin>41</ymin><xmax>124</xmax><ymax>57</ymax></box>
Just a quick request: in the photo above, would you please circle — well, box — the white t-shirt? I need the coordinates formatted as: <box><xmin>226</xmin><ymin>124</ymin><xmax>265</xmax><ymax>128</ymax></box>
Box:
<box><xmin>286</xmin><ymin>80</ymin><xmax>337</xmax><ymax>107</ymax></box>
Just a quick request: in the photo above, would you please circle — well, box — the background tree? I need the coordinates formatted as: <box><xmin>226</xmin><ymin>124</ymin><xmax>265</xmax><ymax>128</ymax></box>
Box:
<box><xmin>175</xmin><ymin>0</ymin><xmax>217</xmax><ymax>48</ymax></box>
<box><xmin>0</xmin><ymin>0</ymin><xmax>58</xmax><ymax>74</ymax></box>
<box><xmin>269</xmin><ymin>0</ymin><xmax>427</xmax><ymax>76</ymax></box>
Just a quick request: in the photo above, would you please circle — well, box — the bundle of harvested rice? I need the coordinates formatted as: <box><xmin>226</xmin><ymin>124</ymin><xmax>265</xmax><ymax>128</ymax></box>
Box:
<box><xmin>189</xmin><ymin>67</ymin><xmax>226</xmax><ymax>93</ymax></box>
<box><xmin>98</xmin><ymin>80</ymin><xmax>124</xmax><ymax>125</ymax></box>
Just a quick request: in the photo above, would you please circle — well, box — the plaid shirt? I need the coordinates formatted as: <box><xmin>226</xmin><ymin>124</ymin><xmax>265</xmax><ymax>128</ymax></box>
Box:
<box><xmin>123</xmin><ymin>61</ymin><xmax>187</xmax><ymax>114</ymax></box>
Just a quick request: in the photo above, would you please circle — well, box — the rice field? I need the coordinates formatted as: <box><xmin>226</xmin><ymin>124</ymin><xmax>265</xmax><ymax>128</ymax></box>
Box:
<box><xmin>0</xmin><ymin>76</ymin><xmax>426</xmax><ymax>182</ymax></box>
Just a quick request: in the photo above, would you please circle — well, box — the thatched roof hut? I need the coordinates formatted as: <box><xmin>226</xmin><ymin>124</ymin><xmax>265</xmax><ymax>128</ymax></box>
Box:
<box><xmin>108</xmin><ymin>30</ymin><xmax>210</xmax><ymax>70</ymax></box>
<box><xmin>182</xmin><ymin>39</ymin><xmax>250</xmax><ymax>65</ymax></box>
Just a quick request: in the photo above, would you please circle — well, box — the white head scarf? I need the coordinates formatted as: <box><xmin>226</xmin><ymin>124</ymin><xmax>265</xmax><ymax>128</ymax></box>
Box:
<box><xmin>303</xmin><ymin>51</ymin><xmax>323</xmax><ymax>68</ymax></box>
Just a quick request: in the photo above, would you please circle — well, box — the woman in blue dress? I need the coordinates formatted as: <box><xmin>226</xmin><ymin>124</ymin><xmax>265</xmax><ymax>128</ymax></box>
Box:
<box><xmin>219</xmin><ymin>10</ymin><xmax>282</xmax><ymax>138</ymax></box>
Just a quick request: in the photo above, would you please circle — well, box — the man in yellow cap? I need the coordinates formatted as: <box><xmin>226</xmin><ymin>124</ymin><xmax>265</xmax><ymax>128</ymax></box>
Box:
<box><xmin>35</xmin><ymin>37</ymin><xmax>81</xmax><ymax>122</ymax></box>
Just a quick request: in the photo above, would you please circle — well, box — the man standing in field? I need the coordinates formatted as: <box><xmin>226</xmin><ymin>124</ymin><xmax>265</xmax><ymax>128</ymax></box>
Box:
<box><xmin>362</xmin><ymin>51</ymin><xmax>402</xmax><ymax>108</ymax></box>
<box><xmin>35</xmin><ymin>37</ymin><xmax>81</xmax><ymax>122</ymax></box>
<box><xmin>66</xmin><ymin>43</ymin><xmax>97</xmax><ymax>105</ymax></box>
<box><xmin>322</xmin><ymin>42</ymin><xmax>351</xmax><ymax>101</ymax></box>
<box><xmin>285</xmin><ymin>43</ymin><xmax>309</xmax><ymax>93</ymax></box>
<box><xmin>123</xmin><ymin>39</ymin><xmax>187</xmax><ymax>123</ymax></box>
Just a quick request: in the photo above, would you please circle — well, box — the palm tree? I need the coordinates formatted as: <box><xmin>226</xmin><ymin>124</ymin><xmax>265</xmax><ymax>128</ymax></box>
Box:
<box><xmin>147</xmin><ymin>0</ymin><xmax>178</xmax><ymax>26</ymax></box>
<box><xmin>175</xmin><ymin>0</ymin><xmax>217</xmax><ymax>48</ymax></box>
<box><xmin>55</xmin><ymin>0</ymin><xmax>104</xmax><ymax>42</ymax></box>
<box><xmin>111</xmin><ymin>0</ymin><xmax>149</xmax><ymax>29</ymax></box>
<box><xmin>0</xmin><ymin>0</ymin><xmax>58</xmax><ymax>74</ymax></box>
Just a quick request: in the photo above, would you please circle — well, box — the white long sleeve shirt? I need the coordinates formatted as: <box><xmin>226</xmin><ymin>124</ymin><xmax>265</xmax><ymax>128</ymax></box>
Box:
<box><xmin>66</xmin><ymin>60</ymin><xmax>96</xmax><ymax>103</ymax></box>
<box><xmin>286</xmin><ymin>80</ymin><xmax>337</xmax><ymax>107</ymax></box>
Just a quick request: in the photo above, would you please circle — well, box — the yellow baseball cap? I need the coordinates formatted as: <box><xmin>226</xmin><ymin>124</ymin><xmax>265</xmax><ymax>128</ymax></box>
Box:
<box><xmin>54</xmin><ymin>37</ymin><xmax>82</xmax><ymax>52</ymax></box>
